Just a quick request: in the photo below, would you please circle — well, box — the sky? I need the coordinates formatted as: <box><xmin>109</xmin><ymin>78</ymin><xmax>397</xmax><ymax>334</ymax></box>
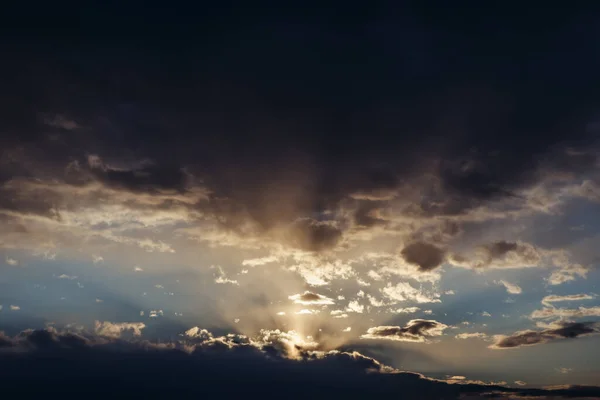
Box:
<box><xmin>1</xmin><ymin>3</ymin><xmax>600</xmax><ymax>399</ymax></box>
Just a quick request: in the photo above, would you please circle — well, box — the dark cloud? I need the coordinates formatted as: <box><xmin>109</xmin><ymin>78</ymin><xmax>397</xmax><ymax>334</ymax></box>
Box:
<box><xmin>289</xmin><ymin>291</ymin><xmax>335</xmax><ymax>305</ymax></box>
<box><xmin>486</xmin><ymin>241</ymin><xmax>519</xmax><ymax>259</ymax></box>
<box><xmin>361</xmin><ymin>319</ymin><xmax>448</xmax><ymax>342</ymax></box>
<box><xmin>0</xmin><ymin>328</ymin><xmax>598</xmax><ymax>399</ymax></box>
<box><xmin>288</xmin><ymin>219</ymin><xmax>343</xmax><ymax>252</ymax></box>
<box><xmin>490</xmin><ymin>322</ymin><xmax>599</xmax><ymax>349</ymax></box>
<box><xmin>401</xmin><ymin>242</ymin><xmax>446</xmax><ymax>272</ymax></box>
<box><xmin>449</xmin><ymin>240</ymin><xmax>543</xmax><ymax>270</ymax></box>
<box><xmin>88</xmin><ymin>159</ymin><xmax>190</xmax><ymax>194</ymax></box>
<box><xmin>1</xmin><ymin>4</ymin><xmax>599</xmax><ymax>235</ymax></box>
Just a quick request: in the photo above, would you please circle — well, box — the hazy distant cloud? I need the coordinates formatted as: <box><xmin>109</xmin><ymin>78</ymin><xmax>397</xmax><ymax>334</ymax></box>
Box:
<box><xmin>400</xmin><ymin>242</ymin><xmax>446</xmax><ymax>272</ymax></box>
<box><xmin>56</xmin><ymin>274</ymin><xmax>77</xmax><ymax>280</ymax></box>
<box><xmin>541</xmin><ymin>293</ymin><xmax>595</xmax><ymax>307</ymax></box>
<box><xmin>490</xmin><ymin>322</ymin><xmax>599</xmax><ymax>349</ymax></box>
<box><xmin>92</xmin><ymin>255</ymin><xmax>104</xmax><ymax>264</ymax></box>
<box><xmin>42</xmin><ymin>114</ymin><xmax>79</xmax><ymax>130</ymax></box>
<box><xmin>133</xmin><ymin>266</ymin><xmax>143</xmax><ymax>272</ymax></box>
<box><xmin>530</xmin><ymin>306</ymin><xmax>600</xmax><ymax>320</ymax></box>
<box><xmin>361</xmin><ymin>319</ymin><xmax>448</xmax><ymax>343</ymax></box>
<box><xmin>289</xmin><ymin>291</ymin><xmax>335</xmax><ymax>306</ymax></box>
<box><xmin>5</xmin><ymin>257</ymin><xmax>19</xmax><ymax>266</ymax></box>
<box><xmin>556</xmin><ymin>367</ymin><xmax>573</xmax><ymax>374</ymax></box>
<box><xmin>9</xmin><ymin>305</ymin><xmax>20</xmax><ymax>311</ymax></box>
<box><xmin>497</xmin><ymin>280</ymin><xmax>522</xmax><ymax>294</ymax></box>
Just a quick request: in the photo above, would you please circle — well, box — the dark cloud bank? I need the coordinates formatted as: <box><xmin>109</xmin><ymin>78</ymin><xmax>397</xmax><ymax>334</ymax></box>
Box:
<box><xmin>1</xmin><ymin>3</ymin><xmax>599</xmax><ymax>242</ymax></box>
<box><xmin>1</xmin><ymin>328</ymin><xmax>599</xmax><ymax>399</ymax></box>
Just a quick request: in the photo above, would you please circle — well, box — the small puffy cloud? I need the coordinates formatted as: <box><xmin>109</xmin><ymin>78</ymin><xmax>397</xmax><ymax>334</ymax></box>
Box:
<box><xmin>213</xmin><ymin>265</ymin><xmax>239</xmax><ymax>285</ymax></box>
<box><xmin>288</xmin><ymin>291</ymin><xmax>335</xmax><ymax>305</ymax></box>
<box><xmin>10</xmin><ymin>305</ymin><xmax>20</xmax><ymax>311</ymax></box>
<box><xmin>444</xmin><ymin>290</ymin><xmax>455</xmax><ymax>295</ymax></box>
<box><xmin>455</xmin><ymin>332</ymin><xmax>488</xmax><ymax>340</ymax></box>
<box><xmin>57</xmin><ymin>274</ymin><xmax>77</xmax><ymax>280</ymax></box>
<box><xmin>95</xmin><ymin>299</ymin><xmax>103</xmax><ymax>303</ymax></box>
<box><xmin>92</xmin><ymin>255</ymin><xmax>104</xmax><ymax>264</ymax></box>
<box><xmin>345</xmin><ymin>300</ymin><xmax>364</xmax><ymax>313</ymax></box>
<box><xmin>295</xmin><ymin>309</ymin><xmax>319</xmax><ymax>315</ymax></box>
<box><xmin>149</xmin><ymin>310</ymin><xmax>164</xmax><ymax>318</ymax></box>
<box><xmin>94</xmin><ymin>321</ymin><xmax>146</xmax><ymax>338</ymax></box>
<box><xmin>361</xmin><ymin>319</ymin><xmax>448</xmax><ymax>343</ymax></box>
<box><xmin>496</xmin><ymin>280</ymin><xmax>522</xmax><ymax>294</ymax></box>
<box><xmin>541</xmin><ymin>293</ymin><xmax>595</xmax><ymax>307</ymax></box>
<box><xmin>400</xmin><ymin>242</ymin><xmax>446</xmax><ymax>272</ymax></box>
<box><xmin>381</xmin><ymin>282</ymin><xmax>440</xmax><ymax>304</ymax></box>
<box><xmin>5</xmin><ymin>257</ymin><xmax>19</xmax><ymax>266</ymax></box>
<box><xmin>490</xmin><ymin>322</ymin><xmax>599</xmax><ymax>349</ymax></box>
<box><xmin>482</xmin><ymin>311</ymin><xmax>492</xmax><ymax>317</ymax></box>
<box><xmin>241</xmin><ymin>255</ymin><xmax>278</xmax><ymax>267</ymax></box>
<box><xmin>331</xmin><ymin>310</ymin><xmax>349</xmax><ymax>318</ymax></box>
<box><xmin>556</xmin><ymin>367</ymin><xmax>573</xmax><ymax>374</ymax></box>
<box><xmin>342</xmin><ymin>327</ymin><xmax>352</xmax><ymax>332</ymax></box>
<box><xmin>514</xmin><ymin>381</ymin><xmax>527</xmax><ymax>386</ymax></box>
<box><xmin>530</xmin><ymin>306</ymin><xmax>600</xmax><ymax>320</ymax></box>
<box><xmin>134</xmin><ymin>266</ymin><xmax>144</xmax><ymax>272</ymax></box>
<box><xmin>392</xmin><ymin>307</ymin><xmax>420</xmax><ymax>314</ymax></box>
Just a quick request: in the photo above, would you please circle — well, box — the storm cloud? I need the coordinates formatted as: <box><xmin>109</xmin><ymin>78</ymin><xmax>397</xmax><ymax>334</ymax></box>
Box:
<box><xmin>1</xmin><ymin>327</ymin><xmax>598</xmax><ymax>399</ymax></box>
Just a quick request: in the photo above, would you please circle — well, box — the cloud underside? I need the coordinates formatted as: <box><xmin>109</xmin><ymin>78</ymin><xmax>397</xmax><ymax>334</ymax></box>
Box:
<box><xmin>0</xmin><ymin>327</ymin><xmax>598</xmax><ymax>399</ymax></box>
<box><xmin>490</xmin><ymin>322</ymin><xmax>600</xmax><ymax>349</ymax></box>
<box><xmin>361</xmin><ymin>319</ymin><xmax>448</xmax><ymax>342</ymax></box>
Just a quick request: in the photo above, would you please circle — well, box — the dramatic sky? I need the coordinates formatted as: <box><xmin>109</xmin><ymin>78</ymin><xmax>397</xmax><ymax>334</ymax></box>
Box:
<box><xmin>2</xmin><ymin>3</ymin><xmax>600</xmax><ymax>398</ymax></box>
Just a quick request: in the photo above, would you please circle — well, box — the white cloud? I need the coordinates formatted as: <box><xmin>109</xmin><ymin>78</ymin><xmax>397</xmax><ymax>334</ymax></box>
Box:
<box><xmin>530</xmin><ymin>306</ymin><xmax>600</xmax><ymax>320</ymax></box>
<box><xmin>94</xmin><ymin>320</ymin><xmax>145</xmax><ymax>338</ymax></box>
<box><xmin>10</xmin><ymin>305</ymin><xmax>20</xmax><ymax>311</ymax></box>
<box><xmin>345</xmin><ymin>300</ymin><xmax>364</xmax><ymax>313</ymax></box>
<box><xmin>391</xmin><ymin>307</ymin><xmax>420</xmax><ymax>314</ymax></box>
<box><xmin>213</xmin><ymin>265</ymin><xmax>239</xmax><ymax>285</ymax></box>
<box><xmin>541</xmin><ymin>293</ymin><xmax>595</xmax><ymax>307</ymax></box>
<box><xmin>342</xmin><ymin>327</ymin><xmax>352</xmax><ymax>332</ymax></box>
<box><xmin>497</xmin><ymin>280</ymin><xmax>522</xmax><ymax>295</ymax></box>
<box><xmin>295</xmin><ymin>309</ymin><xmax>319</xmax><ymax>315</ymax></box>
<box><xmin>92</xmin><ymin>255</ymin><xmax>104</xmax><ymax>264</ymax></box>
<box><xmin>331</xmin><ymin>310</ymin><xmax>349</xmax><ymax>318</ymax></box>
<box><xmin>381</xmin><ymin>282</ymin><xmax>441</xmax><ymax>304</ymax></box>
<box><xmin>134</xmin><ymin>266</ymin><xmax>144</xmax><ymax>272</ymax></box>
<box><xmin>456</xmin><ymin>332</ymin><xmax>488</xmax><ymax>340</ymax></box>
<box><xmin>57</xmin><ymin>274</ymin><xmax>77</xmax><ymax>280</ymax></box>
